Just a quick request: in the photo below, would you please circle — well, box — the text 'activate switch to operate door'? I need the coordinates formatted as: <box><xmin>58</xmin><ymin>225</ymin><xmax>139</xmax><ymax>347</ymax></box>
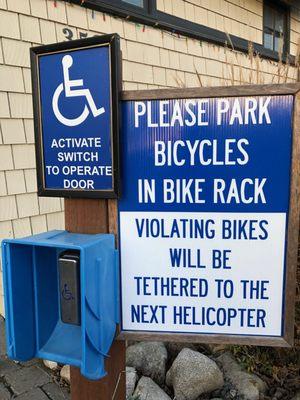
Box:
<box><xmin>58</xmin><ymin>251</ymin><xmax>81</xmax><ymax>325</ymax></box>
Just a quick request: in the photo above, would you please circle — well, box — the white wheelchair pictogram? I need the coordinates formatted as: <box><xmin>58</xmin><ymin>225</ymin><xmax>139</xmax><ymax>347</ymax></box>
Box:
<box><xmin>52</xmin><ymin>55</ymin><xmax>105</xmax><ymax>127</ymax></box>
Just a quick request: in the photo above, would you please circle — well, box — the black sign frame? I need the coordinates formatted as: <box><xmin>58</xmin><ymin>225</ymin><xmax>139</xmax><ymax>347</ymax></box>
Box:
<box><xmin>30</xmin><ymin>34</ymin><xmax>121</xmax><ymax>199</ymax></box>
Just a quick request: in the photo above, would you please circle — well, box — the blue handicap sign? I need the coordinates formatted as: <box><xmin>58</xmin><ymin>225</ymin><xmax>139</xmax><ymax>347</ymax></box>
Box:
<box><xmin>31</xmin><ymin>35</ymin><xmax>120</xmax><ymax>198</ymax></box>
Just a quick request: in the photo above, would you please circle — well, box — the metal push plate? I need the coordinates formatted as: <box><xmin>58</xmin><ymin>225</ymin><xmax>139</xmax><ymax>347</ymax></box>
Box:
<box><xmin>58</xmin><ymin>252</ymin><xmax>81</xmax><ymax>325</ymax></box>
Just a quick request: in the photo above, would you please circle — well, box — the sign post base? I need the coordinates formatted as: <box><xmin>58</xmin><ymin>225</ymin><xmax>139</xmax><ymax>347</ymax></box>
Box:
<box><xmin>65</xmin><ymin>198</ymin><xmax>125</xmax><ymax>400</ymax></box>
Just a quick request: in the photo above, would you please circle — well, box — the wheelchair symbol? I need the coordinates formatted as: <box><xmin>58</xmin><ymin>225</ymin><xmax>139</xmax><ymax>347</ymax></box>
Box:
<box><xmin>52</xmin><ymin>55</ymin><xmax>105</xmax><ymax>127</ymax></box>
<box><xmin>62</xmin><ymin>283</ymin><xmax>74</xmax><ymax>301</ymax></box>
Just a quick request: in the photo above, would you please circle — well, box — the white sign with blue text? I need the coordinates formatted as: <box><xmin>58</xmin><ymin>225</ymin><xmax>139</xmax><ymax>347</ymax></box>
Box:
<box><xmin>119</xmin><ymin>95</ymin><xmax>293</xmax><ymax>337</ymax></box>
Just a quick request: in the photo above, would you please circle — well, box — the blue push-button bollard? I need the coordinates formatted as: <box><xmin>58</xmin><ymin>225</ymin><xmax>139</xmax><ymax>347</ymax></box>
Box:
<box><xmin>1</xmin><ymin>230</ymin><xmax>119</xmax><ymax>380</ymax></box>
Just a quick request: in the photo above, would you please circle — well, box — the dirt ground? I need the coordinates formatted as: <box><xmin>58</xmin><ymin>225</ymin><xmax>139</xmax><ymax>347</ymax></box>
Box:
<box><xmin>229</xmin><ymin>299</ymin><xmax>300</xmax><ymax>398</ymax></box>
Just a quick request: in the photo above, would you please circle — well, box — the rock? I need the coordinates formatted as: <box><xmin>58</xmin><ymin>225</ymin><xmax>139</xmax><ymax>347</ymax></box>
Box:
<box><xmin>60</xmin><ymin>365</ymin><xmax>70</xmax><ymax>383</ymax></box>
<box><xmin>126</xmin><ymin>342</ymin><xmax>167</xmax><ymax>385</ymax></box>
<box><xmin>126</xmin><ymin>367</ymin><xmax>137</xmax><ymax>398</ymax></box>
<box><xmin>43</xmin><ymin>360</ymin><xmax>58</xmax><ymax>370</ymax></box>
<box><xmin>166</xmin><ymin>342</ymin><xmax>211</xmax><ymax>364</ymax></box>
<box><xmin>217</xmin><ymin>353</ymin><xmax>267</xmax><ymax>400</ymax></box>
<box><xmin>215</xmin><ymin>381</ymin><xmax>238</xmax><ymax>399</ymax></box>
<box><xmin>166</xmin><ymin>348</ymin><xmax>224</xmax><ymax>400</ymax></box>
<box><xmin>166</xmin><ymin>342</ymin><xmax>197</xmax><ymax>362</ymax></box>
<box><xmin>133</xmin><ymin>377</ymin><xmax>171</xmax><ymax>400</ymax></box>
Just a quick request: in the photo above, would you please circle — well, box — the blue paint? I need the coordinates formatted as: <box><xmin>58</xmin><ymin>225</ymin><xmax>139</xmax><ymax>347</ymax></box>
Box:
<box><xmin>39</xmin><ymin>46</ymin><xmax>112</xmax><ymax>191</ymax></box>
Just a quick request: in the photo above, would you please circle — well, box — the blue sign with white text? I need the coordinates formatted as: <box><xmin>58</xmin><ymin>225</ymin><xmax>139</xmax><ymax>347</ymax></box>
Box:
<box><xmin>119</xmin><ymin>95</ymin><xmax>294</xmax><ymax>338</ymax></box>
<box><xmin>119</xmin><ymin>96</ymin><xmax>293</xmax><ymax>213</ymax></box>
<box><xmin>38</xmin><ymin>45</ymin><xmax>113</xmax><ymax>193</ymax></box>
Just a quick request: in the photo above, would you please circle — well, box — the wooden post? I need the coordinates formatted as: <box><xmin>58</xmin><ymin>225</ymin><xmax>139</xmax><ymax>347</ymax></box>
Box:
<box><xmin>65</xmin><ymin>198</ymin><xmax>126</xmax><ymax>400</ymax></box>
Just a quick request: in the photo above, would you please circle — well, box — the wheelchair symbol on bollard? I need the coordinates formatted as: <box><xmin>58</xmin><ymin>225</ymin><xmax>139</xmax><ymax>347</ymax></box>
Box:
<box><xmin>62</xmin><ymin>283</ymin><xmax>74</xmax><ymax>301</ymax></box>
<box><xmin>52</xmin><ymin>55</ymin><xmax>105</xmax><ymax>127</ymax></box>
